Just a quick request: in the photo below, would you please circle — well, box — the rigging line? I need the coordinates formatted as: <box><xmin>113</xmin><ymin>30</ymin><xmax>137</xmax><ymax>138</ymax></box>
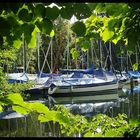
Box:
<box><xmin>137</xmin><ymin>41</ymin><xmax>140</xmax><ymax>54</ymax></box>
<box><xmin>103</xmin><ymin>43</ymin><xmax>108</xmax><ymax>69</ymax></box>
<box><xmin>127</xmin><ymin>52</ymin><xmax>133</xmax><ymax>70</ymax></box>
<box><xmin>25</xmin><ymin>49</ymin><xmax>33</xmax><ymax>73</ymax></box>
<box><xmin>103</xmin><ymin>42</ymin><xmax>111</xmax><ymax>69</ymax></box>
<box><xmin>103</xmin><ymin>42</ymin><xmax>115</xmax><ymax>73</ymax></box>
<box><xmin>92</xmin><ymin>40</ymin><xmax>99</xmax><ymax>66</ymax></box>
<box><xmin>41</xmin><ymin>48</ymin><xmax>51</xmax><ymax>72</ymax></box>
<box><xmin>39</xmin><ymin>38</ymin><xmax>53</xmax><ymax>78</ymax></box>
<box><xmin>14</xmin><ymin>45</ymin><xmax>23</xmax><ymax>73</ymax></box>
<box><xmin>135</xmin><ymin>44</ymin><xmax>138</xmax><ymax>64</ymax></box>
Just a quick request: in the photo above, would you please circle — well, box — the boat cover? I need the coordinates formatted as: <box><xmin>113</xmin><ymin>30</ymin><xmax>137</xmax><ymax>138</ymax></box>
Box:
<box><xmin>59</xmin><ymin>64</ymin><xmax>94</xmax><ymax>75</ymax></box>
<box><xmin>127</xmin><ymin>71</ymin><xmax>140</xmax><ymax>78</ymax></box>
<box><xmin>37</xmin><ymin>72</ymin><xmax>58</xmax><ymax>78</ymax></box>
<box><xmin>7</xmin><ymin>73</ymin><xmax>28</xmax><ymax>83</ymax></box>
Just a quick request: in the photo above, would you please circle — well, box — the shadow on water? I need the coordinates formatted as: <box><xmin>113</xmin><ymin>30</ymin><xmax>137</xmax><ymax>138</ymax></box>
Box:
<box><xmin>0</xmin><ymin>89</ymin><xmax>139</xmax><ymax>137</ymax></box>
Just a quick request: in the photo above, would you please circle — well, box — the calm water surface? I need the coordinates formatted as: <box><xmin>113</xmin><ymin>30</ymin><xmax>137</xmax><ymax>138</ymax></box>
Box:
<box><xmin>0</xmin><ymin>88</ymin><xmax>139</xmax><ymax>137</ymax></box>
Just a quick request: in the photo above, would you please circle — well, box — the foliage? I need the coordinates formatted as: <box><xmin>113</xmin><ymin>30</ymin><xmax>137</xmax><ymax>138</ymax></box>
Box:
<box><xmin>0</xmin><ymin>2</ymin><xmax>140</xmax><ymax>137</ymax></box>
<box><xmin>0</xmin><ymin>49</ymin><xmax>17</xmax><ymax>70</ymax></box>
<box><xmin>71</xmin><ymin>21</ymin><xmax>86</xmax><ymax>37</ymax></box>
<box><xmin>0</xmin><ymin>3</ymin><xmax>91</xmax><ymax>50</ymax></box>
<box><xmin>132</xmin><ymin>63</ymin><xmax>138</xmax><ymax>71</ymax></box>
<box><xmin>0</xmin><ymin>94</ymin><xmax>140</xmax><ymax>137</ymax></box>
<box><xmin>81</xmin><ymin>3</ymin><xmax>140</xmax><ymax>53</ymax></box>
<box><xmin>0</xmin><ymin>3</ymin><xmax>140</xmax><ymax>55</ymax></box>
<box><xmin>1</xmin><ymin>3</ymin><xmax>140</xmax><ymax>70</ymax></box>
<box><xmin>0</xmin><ymin>64</ymin><xmax>32</xmax><ymax>98</ymax></box>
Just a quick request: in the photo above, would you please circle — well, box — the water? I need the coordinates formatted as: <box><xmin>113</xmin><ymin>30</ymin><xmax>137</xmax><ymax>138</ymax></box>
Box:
<box><xmin>0</xmin><ymin>89</ymin><xmax>140</xmax><ymax>137</ymax></box>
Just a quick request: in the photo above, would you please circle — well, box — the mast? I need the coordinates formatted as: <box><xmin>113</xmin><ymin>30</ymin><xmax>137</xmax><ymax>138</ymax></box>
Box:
<box><xmin>135</xmin><ymin>44</ymin><xmax>138</xmax><ymax>65</ymax></box>
<box><xmin>126</xmin><ymin>49</ymin><xmax>129</xmax><ymax>71</ymax></box>
<box><xmin>23</xmin><ymin>38</ymin><xmax>26</xmax><ymax>73</ymax></box>
<box><xmin>109</xmin><ymin>41</ymin><xmax>112</xmax><ymax>71</ymax></box>
<box><xmin>87</xmin><ymin>47</ymin><xmax>89</xmax><ymax>68</ymax></box>
<box><xmin>91</xmin><ymin>40</ymin><xmax>94</xmax><ymax>65</ymax></box>
<box><xmin>66</xmin><ymin>22</ymin><xmax>70</xmax><ymax>70</ymax></box>
<box><xmin>67</xmin><ymin>35</ymin><xmax>70</xmax><ymax>70</ymax></box>
<box><xmin>51</xmin><ymin>37</ymin><xmax>53</xmax><ymax>73</ymax></box>
<box><xmin>98</xmin><ymin>39</ymin><xmax>102</xmax><ymax>68</ymax></box>
<box><xmin>37</xmin><ymin>32</ymin><xmax>40</xmax><ymax>72</ymax></box>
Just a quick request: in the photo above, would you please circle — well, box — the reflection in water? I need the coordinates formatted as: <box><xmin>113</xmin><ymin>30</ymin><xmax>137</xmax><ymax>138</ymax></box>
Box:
<box><xmin>0</xmin><ymin>89</ymin><xmax>139</xmax><ymax>137</ymax></box>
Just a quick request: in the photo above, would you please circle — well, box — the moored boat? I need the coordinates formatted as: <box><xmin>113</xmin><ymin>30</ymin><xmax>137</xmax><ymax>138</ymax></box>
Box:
<box><xmin>46</xmin><ymin>67</ymin><xmax>119</xmax><ymax>101</ymax></box>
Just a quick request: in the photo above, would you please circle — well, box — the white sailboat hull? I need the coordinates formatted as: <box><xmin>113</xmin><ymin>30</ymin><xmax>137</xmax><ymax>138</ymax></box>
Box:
<box><xmin>48</xmin><ymin>79</ymin><xmax>119</xmax><ymax>101</ymax></box>
<box><xmin>50</xmin><ymin>82</ymin><xmax>118</xmax><ymax>94</ymax></box>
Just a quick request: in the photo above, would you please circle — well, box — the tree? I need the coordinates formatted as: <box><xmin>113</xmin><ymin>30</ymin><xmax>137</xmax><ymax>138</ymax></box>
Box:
<box><xmin>0</xmin><ymin>3</ymin><xmax>91</xmax><ymax>50</ymax></box>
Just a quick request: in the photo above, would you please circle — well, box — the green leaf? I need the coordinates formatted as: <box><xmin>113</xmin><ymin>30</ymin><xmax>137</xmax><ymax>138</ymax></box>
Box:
<box><xmin>18</xmin><ymin>8</ymin><xmax>32</xmax><ymax>22</ymax></box>
<box><xmin>129</xmin><ymin>118</ymin><xmax>140</xmax><ymax>126</ymax></box>
<box><xmin>41</xmin><ymin>18</ymin><xmax>53</xmax><ymax>35</ymax></box>
<box><xmin>12</xmin><ymin>105</ymin><xmax>29</xmax><ymax>115</ymax></box>
<box><xmin>73</xmin><ymin>3</ymin><xmax>92</xmax><ymax>20</ymax></box>
<box><xmin>87</xmin><ymin>3</ymin><xmax>98</xmax><ymax>11</ymax></box>
<box><xmin>70</xmin><ymin>48</ymin><xmax>79</xmax><ymax>59</ymax></box>
<box><xmin>50</xmin><ymin>30</ymin><xmax>55</xmax><ymax>37</ymax></box>
<box><xmin>104</xmin><ymin>4</ymin><xmax>124</xmax><ymax>16</ymax></box>
<box><xmin>38</xmin><ymin>114</ymin><xmax>50</xmax><ymax>122</ymax></box>
<box><xmin>45</xmin><ymin>6</ymin><xmax>59</xmax><ymax>21</ymax></box>
<box><xmin>94</xmin><ymin>132</ymin><xmax>103</xmax><ymax>137</ymax></box>
<box><xmin>60</xmin><ymin>7</ymin><xmax>73</xmax><ymax>20</ymax></box>
<box><xmin>38</xmin><ymin>110</ymin><xmax>58</xmax><ymax>123</ymax></box>
<box><xmin>101</xmin><ymin>28</ymin><xmax>114</xmax><ymax>42</ymax></box>
<box><xmin>107</xmin><ymin>18</ymin><xmax>118</xmax><ymax>31</ymax></box>
<box><xmin>55</xmin><ymin>112</ymin><xmax>71</xmax><ymax>125</ymax></box>
<box><xmin>6</xmin><ymin>93</ymin><xmax>24</xmax><ymax>105</ymax></box>
<box><xmin>71</xmin><ymin>21</ymin><xmax>86</xmax><ymax>37</ymax></box>
<box><xmin>21</xmin><ymin>23</ymin><xmax>35</xmax><ymax>44</ymax></box>
<box><xmin>95</xmin><ymin>3</ymin><xmax>106</xmax><ymax>13</ymax></box>
<box><xmin>0</xmin><ymin>17</ymin><xmax>11</xmax><ymax>36</ymax></box>
<box><xmin>0</xmin><ymin>98</ymin><xmax>12</xmax><ymax>105</ymax></box>
<box><xmin>127</xmin><ymin>32</ymin><xmax>137</xmax><ymax>51</ymax></box>
<box><xmin>13</xmin><ymin>39</ymin><xmax>23</xmax><ymax>49</ymax></box>
<box><xmin>112</xmin><ymin>35</ymin><xmax>121</xmax><ymax>45</ymax></box>
<box><xmin>0</xmin><ymin>105</ymin><xmax>3</xmax><ymax>112</ymax></box>
<box><xmin>34</xmin><ymin>4</ymin><xmax>46</xmax><ymax>18</ymax></box>
<box><xmin>84</xmin><ymin>132</ymin><xmax>93</xmax><ymax>137</ymax></box>
<box><xmin>28</xmin><ymin>27</ymin><xmax>37</xmax><ymax>48</ymax></box>
<box><xmin>28</xmin><ymin>102</ymin><xmax>49</xmax><ymax>113</ymax></box>
<box><xmin>7</xmin><ymin>15</ymin><xmax>18</xmax><ymax>27</ymax></box>
<box><xmin>132</xmin><ymin>63</ymin><xmax>138</xmax><ymax>71</ymax></box>
<box><xmin>81</xmin><ymin>40</ymin><xmax>90</xmax><ymax>51</ymax></box>
<box><xmin>105</xmin><ymin>129</ymin><xmax>118</xmax><ymax>137</ymax></box>
<box><xmin>35</xmin><ymin>20</ymin><xmax>42</xmax><ymax>31</ymax></box>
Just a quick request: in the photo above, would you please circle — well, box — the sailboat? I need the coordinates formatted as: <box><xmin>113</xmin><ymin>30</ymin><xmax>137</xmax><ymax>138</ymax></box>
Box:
<box><xmin>46</xmin><ymin>40</ymin><xmax>119</xmax><ymax>102</ymax></box>
<box><xmin>120</xmin><ymin>43</ymin><xmax>140</xmax><ymax>88</ymax></box>
<box><xmin>7</xmin><ymin>40</ymin><xmax>37</xmax><ymax>84</ymax></box>
<box><xmin>45</xmin><ymin>64</ymin><xmax>118</xmax><ymax>102</ymax></box>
